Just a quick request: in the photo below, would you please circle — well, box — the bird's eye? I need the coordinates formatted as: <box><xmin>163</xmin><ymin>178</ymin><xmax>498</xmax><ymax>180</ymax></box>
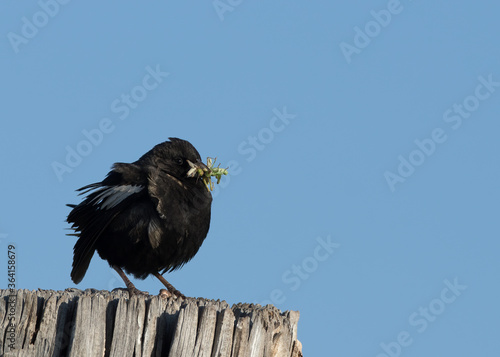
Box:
<box><xmin>175</xmin><ymin>158</ymin><xmax>184</xmax><ymax>165</ymax></box>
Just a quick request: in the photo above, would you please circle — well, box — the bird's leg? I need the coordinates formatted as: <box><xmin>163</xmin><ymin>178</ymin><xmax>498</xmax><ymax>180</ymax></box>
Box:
<box><xmin>112</xmin><ymin>265</ymin><xmax>148</xmax><ymax>296</ymax></box>
<box><xmin>153</xmin><ymin>272</ymin><xmax>186</xmax><ymax>298</ymax></box>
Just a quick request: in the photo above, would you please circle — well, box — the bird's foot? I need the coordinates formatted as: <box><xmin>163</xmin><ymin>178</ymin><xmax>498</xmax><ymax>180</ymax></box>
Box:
<box><xmin>128</xmin><ymin>287</ymin><xmax>149</xmax><ymax>296</ymax></box>
<box><xmin>159</xmin><ymin>289</ymin><xmax>171</xmax><ymax>299</ymax></box>
<box><xmin>169</xmin><ymin>289</ymin><xmax>186</xmax><ymax>299</ymax></box>
<box><xmin>158</xmin><ymin>288</ymin><xmax>185</xmax><ymax>299</ymax></box>
<box><xmin>173</xmin><ymin>289</ymin><xmax>186</xmax><ymax>299</ymax></box>
<box><xmin>153</xmin><ymin>272</ymin><xmax>186</xmax><ymax>299</ymax></box>
<box><xmin>112</xmin><ymin>265</ymin><xmax>149</xmax><ymax>297</ymax></box>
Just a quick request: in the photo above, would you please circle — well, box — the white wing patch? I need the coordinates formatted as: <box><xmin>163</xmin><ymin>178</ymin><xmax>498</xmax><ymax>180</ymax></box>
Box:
<box><xmin>93</xmin><ymin>185</ymin><xmax>144</xmax><ymax>209</ymax></box>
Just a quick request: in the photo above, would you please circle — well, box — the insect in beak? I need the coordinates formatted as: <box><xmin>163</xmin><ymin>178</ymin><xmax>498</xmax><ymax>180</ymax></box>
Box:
<box><xmin>187</xmin><ymin>158</ymin><xmax>228</xmax><ymax>192</ymax></box>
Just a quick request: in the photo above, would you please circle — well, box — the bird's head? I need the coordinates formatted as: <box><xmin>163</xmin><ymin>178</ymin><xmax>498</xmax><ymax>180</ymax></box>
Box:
<box><xmin>148</xmin><ymin>137</ymin><xmax>210</xmax><ymax>185</ymax></box>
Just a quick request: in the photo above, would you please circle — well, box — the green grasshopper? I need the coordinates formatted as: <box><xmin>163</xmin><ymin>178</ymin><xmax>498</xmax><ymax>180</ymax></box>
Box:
<box><xmin>187</xmin><ymin>157</ymin><xmax>228</xmax><ymax>192</ymax></box>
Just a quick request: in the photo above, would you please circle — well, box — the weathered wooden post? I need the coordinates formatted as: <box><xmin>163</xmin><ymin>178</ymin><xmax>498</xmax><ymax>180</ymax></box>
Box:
<box><xmin>0</xmin><ymin>289</ymin><xmax>302</xmax><ymax>357</ymax></box>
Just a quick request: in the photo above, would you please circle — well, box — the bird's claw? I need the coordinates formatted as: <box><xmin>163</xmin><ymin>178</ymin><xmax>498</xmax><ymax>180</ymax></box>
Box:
<box><xmin>128</xmin><ymin>287</ymin><xmax>149</xmax><ymax>297</ymax></box>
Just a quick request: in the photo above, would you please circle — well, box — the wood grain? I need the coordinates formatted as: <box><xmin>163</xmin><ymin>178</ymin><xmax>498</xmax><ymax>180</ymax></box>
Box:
<box><xmin>0</xmin><ymin>289</ymin><xmax>302</xmax><ymax>357</ymax></box>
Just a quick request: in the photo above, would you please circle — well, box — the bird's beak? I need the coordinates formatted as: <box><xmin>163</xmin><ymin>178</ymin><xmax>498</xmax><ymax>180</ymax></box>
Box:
<box><xmin>186</xmin><ymin>159</ymin><xmax>210</xmax><ymax>178</ymax></box>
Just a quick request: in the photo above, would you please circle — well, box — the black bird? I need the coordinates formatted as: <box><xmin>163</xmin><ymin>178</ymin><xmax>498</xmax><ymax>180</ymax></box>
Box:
<box><xmin>67</xmin><ymin>138</ymin><xmax>212</xmax><ymax>297</ymax></box>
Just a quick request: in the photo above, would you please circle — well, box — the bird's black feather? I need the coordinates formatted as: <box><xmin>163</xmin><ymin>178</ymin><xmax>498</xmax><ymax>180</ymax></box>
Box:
<box><xmin>67</xmin><ymin>138</ymin><xmax>212</xmax><ymax>289</ymax></box>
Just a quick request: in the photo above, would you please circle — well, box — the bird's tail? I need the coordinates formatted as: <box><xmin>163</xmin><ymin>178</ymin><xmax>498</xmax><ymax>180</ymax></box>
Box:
<box><xmin>67</xmin><ymin>202</ymin><xmax>116</xmax><ymax>284</ymax></box>
<box><xmin>71</xmin><ymin>244</ymin><xmax>95</xmax><ymax>284</ymax></box>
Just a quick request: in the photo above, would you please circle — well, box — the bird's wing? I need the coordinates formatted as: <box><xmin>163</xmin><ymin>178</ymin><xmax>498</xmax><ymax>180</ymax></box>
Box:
<box><xmin>68</xmin><ymin>163</ymin><xmax>149</xmax><ymax>283</ymax></box>
<box><xmin>146</xmin><ymin>166</ymin><xmax>185</xmax><ymax>221</ymax></box>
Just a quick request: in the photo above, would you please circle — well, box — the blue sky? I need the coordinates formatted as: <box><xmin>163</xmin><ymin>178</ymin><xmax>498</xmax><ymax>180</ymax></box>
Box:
<box><xmin>1</xmin><ymin>1</ymin><xmax>499</xmax><ymax>356</ymax></box>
